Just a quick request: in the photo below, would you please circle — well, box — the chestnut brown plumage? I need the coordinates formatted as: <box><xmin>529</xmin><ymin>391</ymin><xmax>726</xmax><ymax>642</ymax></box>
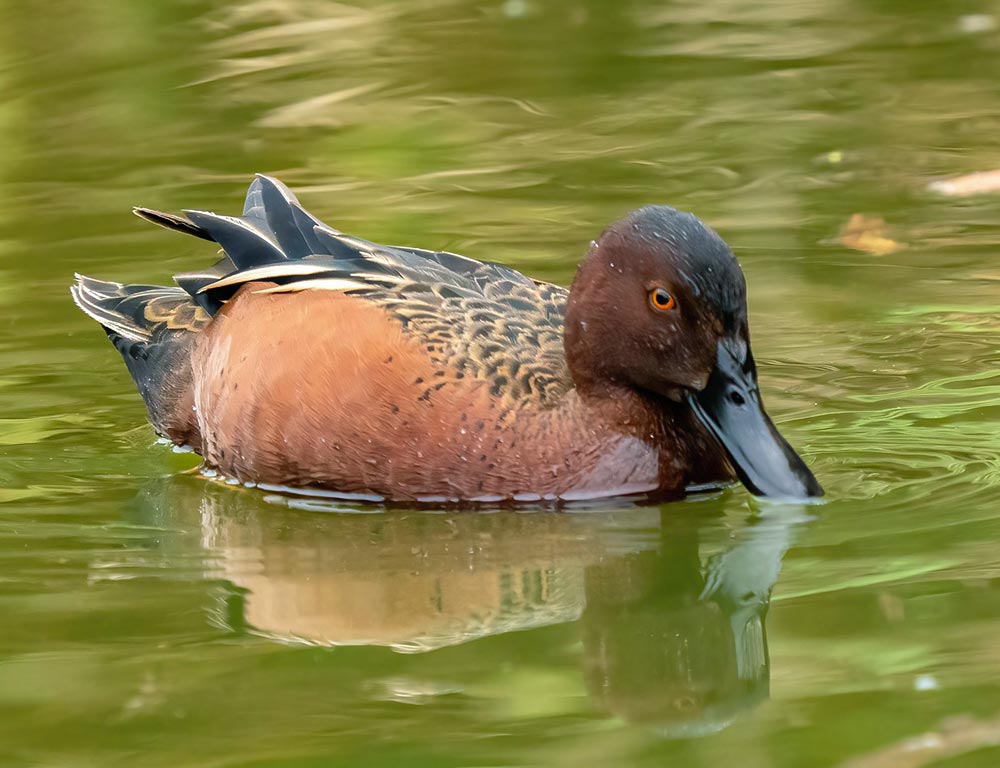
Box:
<box><xmin>71</xmin><ymin>175</ymin><xmax>822</xmax><ymax>503</ymax></box>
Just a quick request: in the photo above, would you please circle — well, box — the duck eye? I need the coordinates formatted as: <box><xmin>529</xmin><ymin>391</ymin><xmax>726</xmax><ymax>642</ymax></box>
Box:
<box><xmin>649</xmin><ymin>287</ymin><xmax>676</xmax><ymax>312</ymax></box>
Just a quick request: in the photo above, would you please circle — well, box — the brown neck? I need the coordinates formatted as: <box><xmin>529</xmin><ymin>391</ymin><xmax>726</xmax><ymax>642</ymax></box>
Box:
<box><xmin>574</xmin><ymin>378</ymin><xmax>675</xmax><ymax>439</ymax></box>
<box><xmin>563</xmin><ymin>243</ymin><xmax>617</xmax><ymax>395</ymax></box>
<box><xmin>572</xmin><ymin>379</ymin><xmax>732</xmax><ymax>489</ymax></box>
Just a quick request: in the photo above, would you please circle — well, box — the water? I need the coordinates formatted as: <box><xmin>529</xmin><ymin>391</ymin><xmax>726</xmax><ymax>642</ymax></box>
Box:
<box><xmin>3</xmin><ymin>0</ymin><xmax>1000</xmax><ymax>765</ymax></box>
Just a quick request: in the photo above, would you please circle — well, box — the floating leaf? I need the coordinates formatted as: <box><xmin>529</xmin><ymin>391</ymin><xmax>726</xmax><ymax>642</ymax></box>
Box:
<box><xmin>839</xmin><ymin>214</ymin><xmax>905</xmax><ymax>255</ymax></box>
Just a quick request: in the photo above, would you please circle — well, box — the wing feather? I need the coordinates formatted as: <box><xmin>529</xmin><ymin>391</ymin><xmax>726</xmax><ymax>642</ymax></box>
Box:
<box><xmin>133</xmin><ymin>175</ymin><xmax>573</xmax><ymax>405</ymax></box>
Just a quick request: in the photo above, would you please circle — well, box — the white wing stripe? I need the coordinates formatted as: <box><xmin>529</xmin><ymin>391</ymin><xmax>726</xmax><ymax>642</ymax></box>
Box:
<box><xmin>252</xmin><ymin>278</ymin><xmax>368</xmax><ymax>294</ymax></box>
<box><xmin>199</xmin><ymin>263</ymin><xmax>333</xmax><ymax>293</ymax></box>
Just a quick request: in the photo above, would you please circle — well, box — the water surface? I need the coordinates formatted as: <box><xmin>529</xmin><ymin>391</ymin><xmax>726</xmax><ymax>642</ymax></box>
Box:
<box><xmin>3</xmin><ymin>1</ymin><xmax>1000</xmax><ymax>765</ymax></box>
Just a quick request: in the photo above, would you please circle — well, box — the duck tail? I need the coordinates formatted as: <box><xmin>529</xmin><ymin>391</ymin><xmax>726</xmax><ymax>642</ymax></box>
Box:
<box><xmin>71</xmin><ymin>174</ymin><xmax>337</xmax><ymax>445</ymax></box>
<box><xmin>70</xmin><ymin>275</ymin><xmax>203</xmax><ymax>446</ymax></box>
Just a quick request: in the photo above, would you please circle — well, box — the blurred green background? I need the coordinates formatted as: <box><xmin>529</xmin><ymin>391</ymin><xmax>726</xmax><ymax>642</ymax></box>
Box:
<box><xmin>3</xmin><ymin>0</ymin><xmax>1000</xmax><ymax>765</ymax></box>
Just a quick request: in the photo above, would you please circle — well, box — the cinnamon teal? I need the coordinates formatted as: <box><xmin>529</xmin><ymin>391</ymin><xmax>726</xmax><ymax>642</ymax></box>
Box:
<box><xmin>71</xmin><ymin>175</ymin><xmax>822</xmax><ymax>503</ymax></box>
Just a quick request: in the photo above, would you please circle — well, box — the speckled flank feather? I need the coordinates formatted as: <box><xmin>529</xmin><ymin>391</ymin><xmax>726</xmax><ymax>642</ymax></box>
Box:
<box><xmin>126</xmin><ymin>174</ymin><xmax>574</xmax><ymax>406</ymax></box>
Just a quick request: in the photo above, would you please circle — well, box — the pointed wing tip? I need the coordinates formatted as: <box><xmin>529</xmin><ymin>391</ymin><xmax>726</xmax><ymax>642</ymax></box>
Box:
<box><xmin>254</xmin><ymin>173</ymin><xmax>300</xmax><ymax>203</ymax></box>
<box><xmin>255</xmin><ymin>172</ymin><xmax>286</xmax><ymax>186</ymax></box>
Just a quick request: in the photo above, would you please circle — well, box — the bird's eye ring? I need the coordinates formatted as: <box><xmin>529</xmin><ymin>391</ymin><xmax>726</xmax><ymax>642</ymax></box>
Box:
<box><xmin>649</xmin><ymin>287</ymin><xmax>676</xmax><ymax>312</ymax></box>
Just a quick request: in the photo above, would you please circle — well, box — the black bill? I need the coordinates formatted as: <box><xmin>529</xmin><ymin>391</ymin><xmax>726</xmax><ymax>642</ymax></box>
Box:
<box><xmin>689</xmin><ymin>338</ymin><xmax>823</xmax><ymax>500</ymax></box>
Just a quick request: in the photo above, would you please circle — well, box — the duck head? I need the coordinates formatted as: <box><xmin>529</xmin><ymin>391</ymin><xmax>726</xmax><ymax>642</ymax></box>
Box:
<box><xmin>564</xmin><ymin>206</ymin><xmax>823</xmax><ymax>500</ymax></box>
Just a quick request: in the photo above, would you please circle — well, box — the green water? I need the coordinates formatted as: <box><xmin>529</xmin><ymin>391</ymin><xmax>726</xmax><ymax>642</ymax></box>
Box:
<box><xmin>3</xmin><ymin>0</ymin><xmax>1000</xmax><ymax>765</ymax></box>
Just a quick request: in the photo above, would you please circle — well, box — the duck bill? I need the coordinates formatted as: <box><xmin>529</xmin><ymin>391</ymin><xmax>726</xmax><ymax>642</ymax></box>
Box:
<box><xmin>689</xmin><ymin>338</ymin><xmax>823</xmax><ymax>500</ymax></box>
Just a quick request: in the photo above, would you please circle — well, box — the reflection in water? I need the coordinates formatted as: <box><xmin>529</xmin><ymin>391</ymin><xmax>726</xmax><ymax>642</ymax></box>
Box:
<box><xmin>133</xmin><ymin>478</ymin><xmax>806</xmax><ymax>736</ymax></box>
<box><xmin>582</xmin><ymin>507</ymin><xmax>802</xmax><ymax>737</ymax></box>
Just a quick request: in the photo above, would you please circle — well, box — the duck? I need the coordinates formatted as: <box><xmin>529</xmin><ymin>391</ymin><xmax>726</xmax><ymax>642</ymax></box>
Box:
<box><xmin>71</xmin><ymin>175</ymin><xmax>822</xmax><ymax>504</ymax></box>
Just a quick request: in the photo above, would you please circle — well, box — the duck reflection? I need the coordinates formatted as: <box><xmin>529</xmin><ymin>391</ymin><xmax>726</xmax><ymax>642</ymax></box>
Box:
<box><xmin>580</xmin><ymin>511</ymin><xmax>796</xmax><ymax>736</ymax></box>
<box><xmin>132</xmin><ymin>477</ymin><xmax>805</xmax><ymax>734</ymax></box>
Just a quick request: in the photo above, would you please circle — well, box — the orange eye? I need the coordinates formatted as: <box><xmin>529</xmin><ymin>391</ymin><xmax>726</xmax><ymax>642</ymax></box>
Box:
<box><xmin>649</xmin><ymin>287</ymin><xmax>676</xmax><ymax>312</ymax></box>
